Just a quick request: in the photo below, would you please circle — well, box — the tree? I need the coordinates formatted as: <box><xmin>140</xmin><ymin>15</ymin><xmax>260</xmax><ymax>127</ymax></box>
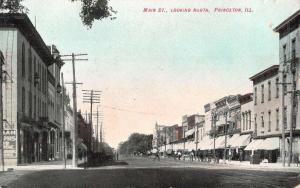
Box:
<box><xmin>118</xmin><ymin>133</ymin><xmax>153</xmax><ymax>155</ymax></box>
<box><xmin>71</xmin><ymin>0</ymin><xmax>116</xmax><ymax>28</ymax></box>
<box><xmin>0</xmin><ymin>0</ymin><xmax>116</xmax><ymax>28</ymax></box>
<box><xmin>0</xmin><ymin>0</ymin><xmax>27</xmax><ymax>13</ymax></box>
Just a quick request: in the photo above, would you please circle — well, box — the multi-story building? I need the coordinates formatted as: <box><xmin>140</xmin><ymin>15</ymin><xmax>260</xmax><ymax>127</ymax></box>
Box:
<box><xmin>47</xmin><ymin>45</ymin><xmax>64</xmax><ymax>160</ymax></box>
<box><xmin>274</xmin><ymin>9</ymin><xmax>300</xmax><ymax>160</ymax></box>
<box><xmin>0</xmin><ymin>14</ymin><xmax>54</xmax><ymax>165</ymax></box>
<box><xmin>64</xmin><ymin>93</ymin><xmax>73</xmax><ymax>157</ymax></box>
<box><xmin>248</xmin><ymin>65</ymin><xmax>282</xmax><ymax>162</ymax></box>
<box><xmin>77</xmin><ymin>111</ymin><xmax>91</xmax><ymax>155</ymax></box>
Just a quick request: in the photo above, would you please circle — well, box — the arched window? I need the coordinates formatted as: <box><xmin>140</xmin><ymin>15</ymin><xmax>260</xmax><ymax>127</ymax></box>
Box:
<box><xmin>22</xmin><ymin>42</ymin><xmax>25</xmax><ymax>77</ymax></box>
<box><xmin>28</xmin><ymin>48</ymin><xmax>32</xmax><ymax>82</ymax></box>
<box><xmin>22</xmin><ymin>87</ymin><xmax>26</xmax><ymax>113</ymax></box>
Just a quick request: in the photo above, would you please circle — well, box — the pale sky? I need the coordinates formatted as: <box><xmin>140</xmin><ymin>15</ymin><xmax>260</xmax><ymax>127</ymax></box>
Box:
<box><xmin>23</xmin><ymin>0</ymin><xmax>299</xmax><ymax>148</ymax></box>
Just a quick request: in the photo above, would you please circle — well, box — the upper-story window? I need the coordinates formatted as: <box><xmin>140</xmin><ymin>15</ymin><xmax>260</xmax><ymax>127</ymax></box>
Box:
<box><xmin>245</xmin><ymin>113</ymin><xmax>248</xmax><ymax>130</ymax></box>
<box><xmin>283</xmin><ymin>44</ymin><xmax>287</xmax><ymax>63</ymax></box>
<box><xmin>268</xmin><ymin>111</ymin><xmax>271</xmax><ymax>132</ymax></box>
<box><xmin>254</xmin><ymin>87</ymin><xmax>257</xmax><ymax>105</ymax></box>
<box><xmin>261</xmin><ymin>84</ymin><xmax>264</xmax><ymax>103</ymax></box>
<box><xmin>261</xmin><ymin>114</ymin><xmax>264</xmax><ymax>128</ymax></box>
<box><xmin>254</xmin><ymin>114</ymin><xmax>257</xmax><ymax>133</ymax></box>
<box><xmin>283</xmin><ymin>74</ymin><xmax>287</xmax><ymax>95</ymax></box>
<box><xmin>34</xmin><ymin>95</ymin><xmax>36</xmax><ymax>120</ymax></box>
<box><xmin>22</xmin><ymin>42</ymin><xmax>25</xmax><ymax>77</ymax></box>
<box><xmin>22</xmin><ymin>87</ymin><xmax>25</xmax><ymax>114</ymax></box>
<box><xmin>284</xmin><ymin>106</ymin><xmax>287</xmax><ymax>128</ymax></box>
<box><xmin>276</xmin><ymin>108</ymin><xmax>279</xmax><ymax>131</ymax></box>
<box><xmin>28</xmin><ymin>91</ymin><xmax>32</xmax><ymax>118</ymax></box>
<box><xmin>268</xmin><ymin>81</ymin><xmax>271</xmax><ymax>101</ymax></box>
<box><xmin>292</xmin><ymin>39</ymin><xmax>296</xmax><ymax>59</ymax></box>
<box><xmin>276</xmin><ymin>77</ymin><xmax>279</xmax><ymax>98</ymax></box>
<box><xmin>248</xmin><ymin>111</ymin><xmax>251</xmax><ymax>130</ymax></box>
<box><xmin>28</xmin><ymin>48</ymin><xmax>32</xmax><ymax>82</ymax></box>
<box><xmin>242</xmin><ymin>113</ymin><xmax>245</xmax><ymax>131</ymax></box>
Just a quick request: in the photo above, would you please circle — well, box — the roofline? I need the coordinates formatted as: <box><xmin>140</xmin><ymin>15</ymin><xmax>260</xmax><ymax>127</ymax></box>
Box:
<box><xmin>274</xmin><ymin>9</ymin><xmax>300</xmax><ymax>32</ymax></box>
<box><xmin>249</xmin><ymin>65</ymin><xmax>279</xmax><ymax>81</ymax></box>
<box><xmin>0</xmin><ymin>13</ymin><xmax>54</xmax><ymax>66</ymax></box>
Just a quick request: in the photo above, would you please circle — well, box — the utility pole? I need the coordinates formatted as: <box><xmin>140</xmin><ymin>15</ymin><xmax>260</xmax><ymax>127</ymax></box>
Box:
<box><xmin>61</xmin><ymin>73</ymin><xmax>66</xmax><ymax>169</ymax></box>
<box><xmin>96</xmin><ymin>106</ymin><xmax>99</xmax><ymax>152</ymax></box>
<box><xmin>61</xmin><ymin>53</ymin><xmax>87</xmax><ymax>167</ymax></box>
<box><xmin>212</xmin><ymin>113</ymin><xmax>216</xmax><ymax>164</ymax></box>
<box><xmin>223</xmin><ymin>112</ymin><xmax>228</xmax><ymax>164</ymax></box>
<box><xmin>82</xmin><ymin>89</ymin><xmax>101</xmax><ymax>153</ymax></box>
<box><xmin>0</xmin><ymin>51</ymin><xmax>5</xmax><ymax>171</ymax></box>
<box><xmin>281</xmin><ymin>69</ymin><xmax>286</xmax><ymax>167</ymax></box>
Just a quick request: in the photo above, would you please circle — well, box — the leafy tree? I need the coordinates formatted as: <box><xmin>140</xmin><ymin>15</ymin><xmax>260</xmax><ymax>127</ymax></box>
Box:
<box><xmin>0</xmin><ymin>0</ymin><xmax>116</xmax><ymax>28</ymax></box>
<box><xmin>0</xmin><ymin>0</ymin><xmax>27</xmax><ymax>13</ymax></box>
<box><xmin>71</xmin><ymin>0</ymin><xmax>116</xmax><ymax>28</ymax></box>
<box><xmin>118</xmin><ymin>133</ymin><xmax>153</xmax><ymax>155</ymax></box>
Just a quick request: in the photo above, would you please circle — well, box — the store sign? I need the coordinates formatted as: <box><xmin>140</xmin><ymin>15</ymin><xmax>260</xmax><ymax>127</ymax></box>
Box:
<box><xmin>3</xmin><ymin>130</ymin><xmax>17</xmax><ymax>158</ymax></box>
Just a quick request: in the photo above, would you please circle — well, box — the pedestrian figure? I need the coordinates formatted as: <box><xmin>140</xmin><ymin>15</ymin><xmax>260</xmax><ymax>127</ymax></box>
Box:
<box><xmin>178</xmin><ymin>151</ymin><xmax>182</xmax><ymax>160</ymax></box>
<box><xmin>190</xmin><ymin>150</ymin><xmax>195</xmax><ymax>161</ymax></box>
<box><xmin>153</xmin><ymin>150</ymin><xmax>160</xmax><ymax>161</ymax></box>
<box><xmin>174</xmin><ymin>151</ymin><xmax>177</xmax><ymax>160</ymax></box>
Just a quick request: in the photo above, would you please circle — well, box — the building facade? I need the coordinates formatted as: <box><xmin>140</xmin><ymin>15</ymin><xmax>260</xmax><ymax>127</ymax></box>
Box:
<box><xmin>0</xmin><ymin>14</ymin><xmax>65</xmax><ymax>165</ymax></box>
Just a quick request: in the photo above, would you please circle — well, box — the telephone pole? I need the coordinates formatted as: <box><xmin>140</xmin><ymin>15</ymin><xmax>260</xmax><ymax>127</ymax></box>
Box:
<box><xmin>82</xmin><ymin>89</ymin><xmax>101</xmax><ymax>153</ymax></box>
<box><xmin>0</xmin><ymin>51</ymin><xmax>5</xmax><ymax>171</ymax></box>
<box><xmin>61</xmin><ymin>73</ymin><xmax>66</xmax><ymax>169</ymax></box>
<box><xmin>223</xmin><ymin>112</ymin><xmax>228</xmax><ymax>164</ymax></box>
<box><xmin>61</xmin><ymin>53</ymin><xmax>87</xmax><ymax>167</ymax></box>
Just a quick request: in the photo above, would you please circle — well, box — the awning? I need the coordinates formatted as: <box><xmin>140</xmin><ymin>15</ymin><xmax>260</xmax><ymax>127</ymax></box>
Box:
<box><xmin>173</xmin><ymin>142</ymin><xmax>184</xmax><ymax>151</ymax></box>
<box><xmin>258</xmin><ymin>137</ymin><xmax>280</xmax><ymax>150</ymax></box>
<box><xmin>185</xmin><ymin>141</ymin><xmax>195</xmax><ymax>151</ymax></box>
<box><xmin>166</xmin><ymin>144</ymin><xmax>172</xmax><ymax>150</ymax></box>
<box><xmin>227</xmin><ymin>134</ymin><xmax>240</xmax><ymax>147</ymax></box>
<box><xmin>199</xmin><ymin>136</ymin><xmax>214</xmax><ymax>150</ymax></box>
<box><xmin>231</xmin><ymin>134</ymin><xmax>251</xmax><ymax>148</ymax></box>
<box><xmin>215</xmin><ymin>136</ymin><xmax>226</xmax><ymax>149</ymax></box>
<box><xmin>244</xmin><ymin>139</ymin><xmax>264</xmax><ymax>151</ymax></box>
<box><xmin>216</xmin><ymin>118</ymin><xmax>226</xmax><ymax>126</ymax></box>
<box><xmin>185</xmin><ymin>129</ymin><xmax>194</xmax><ymax>137</ymax></box>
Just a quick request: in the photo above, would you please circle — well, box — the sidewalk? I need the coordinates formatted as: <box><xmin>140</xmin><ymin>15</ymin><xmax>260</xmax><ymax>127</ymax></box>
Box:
<box><xmin>2</xmin><ymin>159</ymin><xmax>85</xmax><ymax>171</ymax></box>
<box><xmin>158</xmin><ymin>157</ymin><xmax>300</xmax><ymax>172</ymax></box>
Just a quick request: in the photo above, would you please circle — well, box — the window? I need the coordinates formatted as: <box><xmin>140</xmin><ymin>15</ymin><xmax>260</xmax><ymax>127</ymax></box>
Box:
<box><xmin>283</xmin><ymin>44</ymin><xmax>287</xmax><ymax>63</ymax></box>
<box><xmin>22</xmin><ymin>87</ymin><xmax>25</xmax><ymax>113</ymax></box>
<box><xmin>242</xmin><ymin>113</ymin><xmax>245</xmax><ymax>131</ymax></box>
<box><xmin>249</xmin><ymin>111</ymin><xmax>251</xmax><ymax>130</ymax></box>
<box><xmin>261</xmin><ymin>115</ymin><xmax>264</xmax><ymax>128</ymax></box>
<box><xmin>245</xmin><ymin>113</ymin><xmax>248</xmax><ymax>130</ymax></box>
<box><xmin>28</xmin><ymin>48</ymin><xmax>32</xmax><ymax>82</ymax></box>
<box><xmin>22</xmin><ymin>43</ymin><xmax>25</xmax><ymax>77</ymax></box>
<box><xmin>261</xmin><ymin>84</ymin><xmax>264</xmax><ymax>103</ymax></box>
<box><xmin>292</xmin><ymin>39</ymin><xmax>296</xmax><ymax>59</ymax></box>
<box><xmin>34</xmin><ymin>95</ymin><xmax>36</xmax><ymax>119</ymax></box>
<box><xmin>284</xmin><ymin>106</ymin><xmax>287</xmax><ymax>129</ymax></box>
<box><xmin>276</xmin><ymin>108</ymin><xmax>279</xmax><ymax>131</ymax></box>
<box><xmin>254</xmin><ymin>114</ymin><xmax>257</xmax><ymax>133</ymax></box>
<box><xmin>268</xmin><ymin>81</ymin><xmax>271</xmax><ymax>101</ymax></box>
<box><xmin>254</xmin><ymin>87</ymin><xmax>257</xmax><ymax>105</ymax></box>
<box><xmin>276</xmin><ymin>77</ymin><xmax>279</xmax><ymax>98</ymax></box>
<box><xmin>283</xmin><ymin>74</ymin><xmax>287</xmax><ymax>95</ymax></box>
<box><xmin>34</xmin><ymin>56</ymin><xmax>36</xmax><ymax>87</ymax></box>
<box><xmin>28</xmin><ymin>91</ymin><xmax>32</xmax><ymax>118</ymax></box>
<box><xmin>268</xmin><ymin>111</ymin><xmax>271</xmax><ymax>132</ymax></box>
